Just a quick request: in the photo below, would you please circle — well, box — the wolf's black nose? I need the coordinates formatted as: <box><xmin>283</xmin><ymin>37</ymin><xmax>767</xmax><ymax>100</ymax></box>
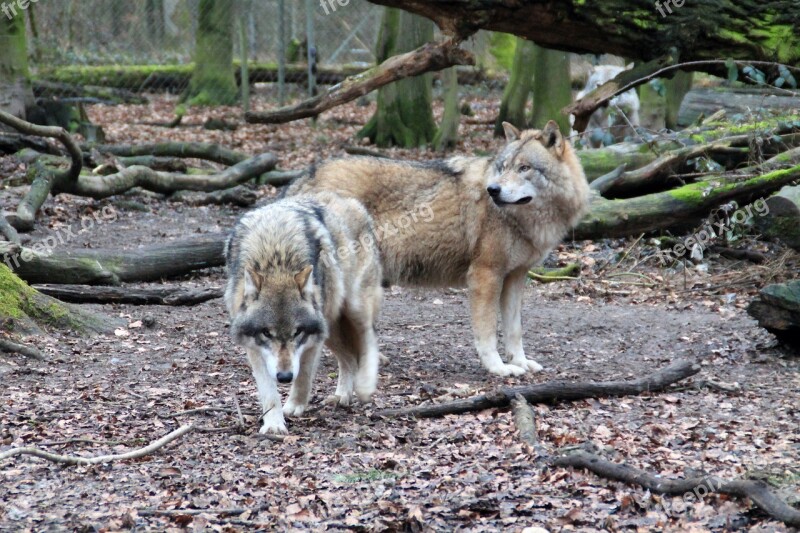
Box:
<box><xmin>276</xmin><ymin>371</ymin><xmax>293</xmax><ymax>383</ymax></box>
<box><xmin>487</xmin><ymin>184</ymin><xmax>501</xmax><ymax>197</ymax></box>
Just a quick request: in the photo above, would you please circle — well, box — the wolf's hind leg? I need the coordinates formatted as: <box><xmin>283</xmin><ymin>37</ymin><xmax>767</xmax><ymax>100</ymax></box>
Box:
<box><xmin>501</xmin><ymin>269</ymin><xmax>543</xmax><ymax>373</ymax></box>
<box><xmin>354</xmin><ymin>324</ymin><xmax>379</xmax><ymax>403</ymax></box>
<box><xmin>324</xmin><ymin>322</ymin><xmax>357</xmax><ymax>406</ymax></box>
<box><xmin>284</xmin><ymin>344</ymin><xmax>323</xmax><ymax>417</ymax></box>
<box><xmin>246</xmin><ymin>348</ymin><xmax>287</xmax><ymax>434</ymax></box>
<box><xmin>468</xmin><ymin>266</ymin><xmax>526</xmax><ymax>377</ymax></box>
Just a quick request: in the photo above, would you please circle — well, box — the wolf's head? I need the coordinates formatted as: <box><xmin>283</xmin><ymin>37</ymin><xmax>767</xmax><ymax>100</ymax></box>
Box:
<box><xmin>231</xmin><ymin>264</ymin><xmax>326</xmax><ymax>384</ymax></box>
<box><xmin>487</xmin><ymin>121</ymin><xmax>589</xmax><ymax>225</ymax></box>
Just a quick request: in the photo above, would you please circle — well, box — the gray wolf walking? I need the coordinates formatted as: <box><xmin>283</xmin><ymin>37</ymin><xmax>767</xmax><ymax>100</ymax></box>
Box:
<box><xmin>574</xmin><ymin>63</ymin><xmax>641</xmax><ymax>146</ymax></box>
<box><xmin>286</xmin><ymin>121</ymin><xmax>590</xmax><ymax>377</ymax></box>
<box><xmin>224</xmin><ymin>192</ymin><xmax>383</xmax><ymax>434</ymax></box>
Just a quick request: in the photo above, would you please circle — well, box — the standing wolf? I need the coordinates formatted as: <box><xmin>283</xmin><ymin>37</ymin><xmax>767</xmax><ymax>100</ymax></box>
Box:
<box><xmin>224</xmin><ymin>192</ymin><xmax>383</xmax><ymax>434</ymax></box>
<box><xmin>286</xmin><ymin>121</ymin><xmax>590</xmax><ymax>377</ymax></box>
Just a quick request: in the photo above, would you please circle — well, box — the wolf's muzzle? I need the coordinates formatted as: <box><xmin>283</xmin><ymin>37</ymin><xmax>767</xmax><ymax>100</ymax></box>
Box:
<box><xmin>276</xmin><ymin>371</ymin><xmax>294</xmax><ymax>383</ymax></box>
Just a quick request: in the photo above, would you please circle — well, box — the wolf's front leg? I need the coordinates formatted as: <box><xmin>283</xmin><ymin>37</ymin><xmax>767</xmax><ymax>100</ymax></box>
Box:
<box><xmin>354</xmin><ymin>326</ymin><xmax>380</xmax><ymax>403</ymax></box>
<box><xmin>246</xmin><ymin>348</ymin><xmax>287</xmax><ymax>434</ymax></box>
<box><xmin>283</xmin><ymin>344</ymin><xmax>323</xmax><ymax>417</ymax></box>
<box><xmin>467</xmin><ymin>266</ymin><xmax>526</xmax><ymax>377</ymax></box>
<box><xmin>501</xmin><ymin>269</ymin><xmax>543</xmax><ymax>372</ymax></box>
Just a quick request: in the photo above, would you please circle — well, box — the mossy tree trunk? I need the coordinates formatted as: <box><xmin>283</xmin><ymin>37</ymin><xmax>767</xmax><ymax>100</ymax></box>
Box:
<box><xmin>494</xmin><ymin>37</ymin><xmax>535</xmax><ymax>136</ymax></box>
<box><xmin>433</xmin><ymin>66</ymin><xmax>460</xmax><ymax>151</ymax></box>
<box><xmin>0</xmin><ymin>12</ymin><xmax>34</xmax><ymax>121</ymax></box>
<box><xmin>358</xmin><ymin>8</ymin><xmax>437</xmax><ymax>148</ymax></box>
<box><xmin>184</xmin><ymin>0</ymin><xmax>238</xmax><ymax>106</ymax></box>
<box><xmin>529</xmin><ymin>46</ymin><xmax>571</xmax><ymax>133</ymax></box>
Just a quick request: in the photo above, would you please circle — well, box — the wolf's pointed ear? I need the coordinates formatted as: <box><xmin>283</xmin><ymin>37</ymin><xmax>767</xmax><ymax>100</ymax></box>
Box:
<box><xmin>501</xmin><ymin>121</ymin><xmax>521</xmax><ymax>142</ymax></box>
<box><xmin>244</xmin><ymin>268</ymin><xmax>262</xmax><ymax>299</ymax></box>
<box><xmin>541</xmin><ymin>120</ymin><xmax>565</xmax><ymax>157</ymax></box>
<box><xmin>294</xmin><ymin>265</ymin><xmax>314</xmax><ymax>295</ymax></box>
<box><xmin>625</xmin><ymin>62</ymin><xmax>635</xmax><ymax>70</ymax></box>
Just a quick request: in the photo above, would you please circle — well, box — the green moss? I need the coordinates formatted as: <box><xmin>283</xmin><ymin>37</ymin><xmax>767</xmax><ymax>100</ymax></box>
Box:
<box><xmin>0</xmin><ymin>264</ymin><xmax>36</xmax><ymax>320</ymax></box>
<box><xmin>489</xmin><ymin>32</ymin><xmax>516</xmax><ymax>72</ymax></box>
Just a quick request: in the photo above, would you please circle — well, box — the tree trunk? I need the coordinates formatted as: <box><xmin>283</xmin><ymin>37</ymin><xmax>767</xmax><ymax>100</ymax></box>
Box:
<box><xmin>530</xmin><ymin>46</ymin><xmax>572</xmax><ymax>133</ymax></box>
<box><xmin>184</xmin><ymin>0</ymin><xmax>238</xmax><ymax>105</ymax></box>
<box><xmin>664</xmin><ymin>71</ymin><xmax>693</xmax><ymax>130</ymax></box>
<box><xmin>0</xmin><ymin>12</ymin><xmax>34</xmax><ymax>122</ymax></box>
<box><xmin>367</xmin><ymin>1</ymin><xmax>800</xmax><ymax>74</ymax></box>
<box><xmin>358</xmin><ymin>8</ymin><xmax>437</xmax><ymax>148</ymax></box>
<box><xmin>747</xmin><ymin>280</ymin><xmax>800</xmax><ymax>348</ymax></box>
<box><xmin>432</xmin><ymin>66</ymin><xmax>460</xmax><ymax>151</ymax></box>
<box><xmin>493</xmin><ymin>38</ymin><xmax>535</xmax><ymax>136</ymax></box>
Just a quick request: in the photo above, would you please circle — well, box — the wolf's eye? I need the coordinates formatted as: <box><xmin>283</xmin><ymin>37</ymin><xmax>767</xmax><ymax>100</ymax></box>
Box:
<box><xmin>294</xmin><ymin>327</ymin><xmax>304</xmax><ymax>338</ymax></box>
<box><xmin>261</xmin><ymin>329</ymin><xmax>273</xmax><ymax>340</ymax></box>
<box><xmin>518</xmin><ymin>165</ymin><xmax>531</xmax><ymax>173</ymax></box>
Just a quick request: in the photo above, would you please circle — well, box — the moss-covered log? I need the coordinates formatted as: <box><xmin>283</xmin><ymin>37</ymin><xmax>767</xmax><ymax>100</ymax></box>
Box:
<box><xmin>367</xmin><ymin>1</ymin><xmax>800</xmax><ymax>72</ymax></box>
<box><xmin>0</xmin><ymin>264</ymin><xmax>119</xmax><ymax>340</ymax></box>
<box><xmin>575</xmin><ymin>164</ymin><xmax>800</xmax><ymax>240</ymax></box>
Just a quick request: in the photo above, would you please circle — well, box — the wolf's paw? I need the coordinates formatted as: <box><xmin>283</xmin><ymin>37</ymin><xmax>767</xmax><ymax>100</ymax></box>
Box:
<box><xmin>486</xmin><ymin>362</ymin><xmax>527</xmax><ymax>377</ymax></box>
<box><xmin>259</xmin><ymin>413</ymin><xmax>288</xmax><ymax>435</ymax></box>
<box><xmin>354</xmin><ymin>388</ymin><xmax>374</xmax><ymax>404</ymax></box>
<box><xmin>324</xmin><ymin>393</ymin><xmax>352</xmax><ymax>407</ymax></box>
<box><xmin>282</xmin><ymin>399</ymin><xmax>307</xmax><ymax>417</ymax></box>
<box><xmin>510</xmin><ymin>358</ymin><xmax>544</xmax><ymax>373</ymax></box>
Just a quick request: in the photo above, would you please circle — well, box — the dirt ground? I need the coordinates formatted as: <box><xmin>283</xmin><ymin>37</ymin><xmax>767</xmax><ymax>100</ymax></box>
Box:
<box><xmin>1</xmin><ymin>91</ymin><xmax>799</xmax><ymax>532</ymax></box>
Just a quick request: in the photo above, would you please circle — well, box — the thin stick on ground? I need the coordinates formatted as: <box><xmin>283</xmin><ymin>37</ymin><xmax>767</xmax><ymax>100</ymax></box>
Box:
<box><xmin>165</xmin><ymin>406</ymin><xmax>259</xmax><ymax>418</ymax></box>
<box><xmin>551</xmin><ymin>450</ymin><xmax>800</xmax><ymax>527</ymax></box>
<box><xmin>510</xmin><ymin>394</ymin><xmax>550</xmax><ymax>459</ymax></box>
<box><xmin>373</xmin><ymin>359</ymin><xmax>699</xmax><ymax>419</ymax></box>
<box><xmin>138</xmin><ymin>508</ymin><xmax>248</xmax><ymax>517</ymax></box>
<box><xmin>0</xmin><ymin>424</ymin><xmax>193</xmax><ymax>465</ymax></box>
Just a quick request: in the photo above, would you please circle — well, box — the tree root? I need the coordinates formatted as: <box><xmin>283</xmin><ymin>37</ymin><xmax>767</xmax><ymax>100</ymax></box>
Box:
<box><xmin>0</xmin><ymin>337</ymin><xmax>46</xmax><ymax>361</ymax></box>
<box><xmin>86</xmin><ymin>141</ymin><xmax>248</xmax><ymax>166</ymax></box>
<box><xmin>0</xmin><ymin>424</ymin><xmax>193</xmax><ymax>465</ymax></box>
<box><xmin>373</xmin><ymin>359</ymin><xmax>699</xmax><ymax>418</ymax></box>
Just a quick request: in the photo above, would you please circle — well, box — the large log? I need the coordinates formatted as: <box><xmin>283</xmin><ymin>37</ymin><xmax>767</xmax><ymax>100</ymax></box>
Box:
<box><xmin>366</xmin><ymin>1</ymin><xmax>800</xmax><ymax>73</ymax></box>
<box><xmin>1</xmin><ymin>236</ymin><xmax>225</xmax><ymax>286</ymax></box>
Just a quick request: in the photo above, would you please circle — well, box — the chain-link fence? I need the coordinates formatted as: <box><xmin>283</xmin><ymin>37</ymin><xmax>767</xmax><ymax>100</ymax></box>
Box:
<box><xmin>26</xmin><ymin>0</ymin><xmax>384</xmax><ymax>102</ymax></box>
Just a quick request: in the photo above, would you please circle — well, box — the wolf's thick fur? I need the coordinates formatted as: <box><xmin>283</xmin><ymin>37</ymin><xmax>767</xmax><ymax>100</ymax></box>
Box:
<box><xmin>224</xmin><ymin>192</ymin><xmax>383</xmax><ymax>434</ymax></box>
<box><xmin>286</xmin><ymin>121</ymin><xmax>590</xmax><ymax>376</ymax></box>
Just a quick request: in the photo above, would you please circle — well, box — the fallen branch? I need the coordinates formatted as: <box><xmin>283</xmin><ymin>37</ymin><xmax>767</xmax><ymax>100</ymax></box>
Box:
<box><xmin>709</xmin><ymin>245</ymin><xmax>768</xmax><ymax>263</ymax></box>
<box><xmin>0</xmin><ymin>424</ymin><xmax>193</xmax><ymax>465</ymax></box>
<box><xmin>165</xmin><ymin>406</ymin><xmax>259</xmax><ymax>418</ymax></box>
<box><xmin>138</xmin><ymin>508</ymin><xmax>248</xmax><ymax>517</ymax></box>
<box><xmin>0</xmin><ymin>214</ymin><xmax>20</xmax><ymax>244</ymax></box>
<box><xmin>343</xmin><ymin>145</ymin><xmax>392</xmax><ymax>159</ymax></box>
<box><xmin>0</xmin><ymin>338</ymin><xmax>47</xmax><ymax>361</ymax></box>
<box><xmin>551</xmin><ymin>450</ymin><xmax>800</xmax><ymax>527</ymax></box>
<box><xmin>373</xmin><ymin>359</ymin><xmax>699</xmax><ymax>418</ymax></box>
<box><xmin>528</xmin><ymin>263</ymin><xmax>580</xmax><ymax>283</ymax></box>
<box><xmin>245</xmin><ymin>38</ymin><xmax>474</xmax><ymax>125</ymax></box>
<box><xmin>32</xmin><ymin>284</ymin><xmax>223</xmax><ymax>306</ymax></box>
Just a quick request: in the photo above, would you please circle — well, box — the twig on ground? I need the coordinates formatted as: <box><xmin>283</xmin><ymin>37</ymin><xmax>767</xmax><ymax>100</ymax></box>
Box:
<box><xmin>0</xmin><ymin>424</ymin><xmax>193</xmax><ymax>465</ymax></box>
<box><xmin>138</xmin><ymin>508</ymin><xmax>247</xmax><ymax>517</ymax></box>
<box><xmin>233</xmin><ymin>395</ymin><xmax>245</xmax><ymax>430</ymax></box>
<box><xmin>343</xmin><ymin>145</ymin><xmax>391</xmax><ymax>158</ymax></box>
<box><xmin>165</xmin><ymin>406</ymin><xmax>259</xmax><ymax>418</ymax></box>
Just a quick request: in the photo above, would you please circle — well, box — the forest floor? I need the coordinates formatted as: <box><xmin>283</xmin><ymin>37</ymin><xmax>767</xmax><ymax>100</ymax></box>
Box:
<box><xmin>1</xmin><ymin>89</ymin><xmax>799</xmax><ymax>532</ymax></box>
